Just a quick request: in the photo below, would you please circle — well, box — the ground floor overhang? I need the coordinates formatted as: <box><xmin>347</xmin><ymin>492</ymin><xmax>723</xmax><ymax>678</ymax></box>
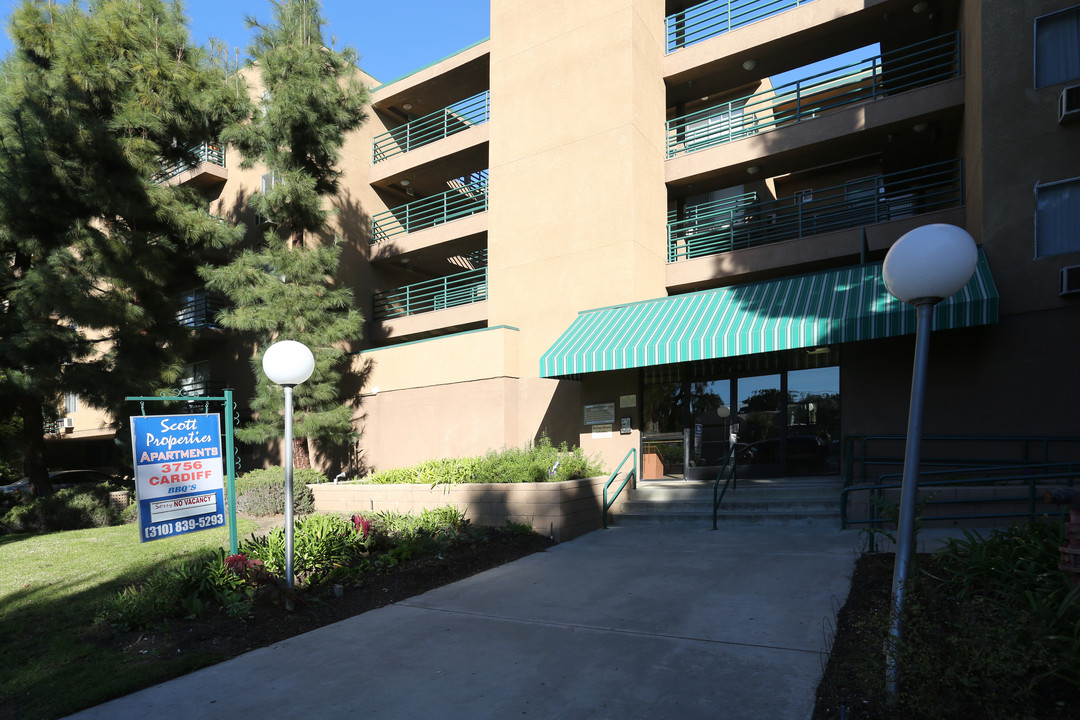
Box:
<box><xmin>539</xmin><ymin>250</ymin><xmax>998</xmax><ymax>378</ymax></box>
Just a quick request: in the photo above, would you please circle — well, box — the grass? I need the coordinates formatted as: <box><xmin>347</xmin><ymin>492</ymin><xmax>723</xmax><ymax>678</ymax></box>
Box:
<box><xmin>0</xmin><ymin>519</ymin><xmax>257</xmax><ymax>720</ymax></box>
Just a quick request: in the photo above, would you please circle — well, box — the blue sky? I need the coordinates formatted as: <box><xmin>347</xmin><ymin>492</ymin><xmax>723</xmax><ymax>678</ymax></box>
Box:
<box><xmin>0</xmin><ymin>0</ymin><xmax>491</xmax><ymax>86</ymax></box>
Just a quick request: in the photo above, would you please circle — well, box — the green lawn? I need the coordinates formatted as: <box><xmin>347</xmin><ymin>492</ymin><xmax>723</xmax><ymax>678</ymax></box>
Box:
<box><xmin>0</xmin><ymin>519</ymin><xmax>257</xmax><ymax>720</ymax></box>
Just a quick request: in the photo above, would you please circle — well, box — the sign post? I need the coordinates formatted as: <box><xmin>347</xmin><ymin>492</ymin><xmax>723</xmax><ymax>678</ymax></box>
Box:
<box><xmin>126</xmin><ymin>389</ymin><xmax>239</xmax><ymax>554</ymax></box>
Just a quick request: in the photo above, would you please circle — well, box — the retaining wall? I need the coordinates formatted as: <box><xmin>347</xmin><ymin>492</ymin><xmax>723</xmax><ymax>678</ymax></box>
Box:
<box><xmin>310</xmin><ymin>476</ymin><xmax>622</xmax><ymax>543</ymax></box>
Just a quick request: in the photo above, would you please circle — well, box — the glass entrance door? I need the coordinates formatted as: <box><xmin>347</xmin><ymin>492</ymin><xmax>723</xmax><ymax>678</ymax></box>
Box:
<box><xmin>786</xmin><ymin>367</ymin><xmax>840</xmax><ymax>475</ymax></box>
<box><xmin>689</xmin><ymin>379</ymin><xmax>732</xmax><ymax>480</ymax></box>
<box><xmin>735</xmin><ymin>374</ymin><xmax>783</xmax><ymax>477</ymax></box>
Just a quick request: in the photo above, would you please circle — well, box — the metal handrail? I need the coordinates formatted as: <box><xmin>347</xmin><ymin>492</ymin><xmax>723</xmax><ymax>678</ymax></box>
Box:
<box><xmin>372</xmin><ymin>91</ymin><xmax>490</xmax><ymax>163</ymax></box>
<box><xmin>841</xmin><ymin>434</ymin><xmax>1080</xmax><ymax>489</ymax></box>
<box><xmin>371</xmin><ymin>179</ymin><xmax>489</xmax><ymax>243</ymax></box>
<box><xmin>666</xmin><ymin>0</ymin><xmax>815</xmax><ymax>53</ymax></box>
<box><xmin>603</xmin><ymin>448</ymin><xmax>638</xmax><ymax>529</ymax></box>
<box><xmin>666</xmin><ymin>32</ymin><xmax>960</xmax><ymax>157</ymax></box>
<box><xmin>667</xmin><ymin>158</ymin><xmax>962</xmax><ymax>261</ymax></box>
<box><xmin>840</xmin><ymin>464</ymin><xmax>1080</xmax><ymax>539</ymax></box>
<box><xmin>712</xmin><ymin>443</ymin><xmax>738</xmax><ymax>530</ymax></box>
<box><xmin>372</xmin><ymin>267</ymin><xmax>487</xmax><ymax>321</ymax></box>
<box><xmin>155</xmin><ymin>141</ymin><xmax>226</xmax><ymax>183</ymax></box>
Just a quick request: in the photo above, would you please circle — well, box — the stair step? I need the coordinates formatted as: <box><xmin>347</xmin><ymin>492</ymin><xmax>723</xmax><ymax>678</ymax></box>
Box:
<box><xmin>613</xmin><ymin>477</ymin><xmax>842</xmax><ymax>527</ymax></box>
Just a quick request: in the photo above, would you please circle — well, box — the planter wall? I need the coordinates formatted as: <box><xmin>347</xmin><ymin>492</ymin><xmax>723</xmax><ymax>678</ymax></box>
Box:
<box><xmin>310</xmin><ymin>476</ymin><xmax>623</xmax><ymax>543</ymax></box>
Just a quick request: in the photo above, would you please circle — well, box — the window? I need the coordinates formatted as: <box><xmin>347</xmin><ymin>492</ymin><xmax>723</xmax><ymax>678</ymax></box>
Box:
<box><xmin>64</xmin><ymin>392</ymin><xmax>78</xmax><ymax>415</ymax></box>
<box><xmin>1036</xmin><ymin>177</ymin><xmax>1080</xmax><ymax>257</ymax></box>
<box><xmin>1036</xmin><ymin>5</ymin><xmax>1080</xmax><ymax>88</ymax></box>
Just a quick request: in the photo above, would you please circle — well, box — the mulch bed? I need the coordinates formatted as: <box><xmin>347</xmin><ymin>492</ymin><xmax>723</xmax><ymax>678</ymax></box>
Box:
<box><xmin>98</xmin><ymin>528</ymin><xmax>553</xmax><ymax>664</ymax></box>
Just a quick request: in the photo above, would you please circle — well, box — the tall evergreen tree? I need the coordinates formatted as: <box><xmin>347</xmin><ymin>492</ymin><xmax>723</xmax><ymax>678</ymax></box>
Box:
<box><xmin>201</xmin><ymin>0</ymin><xmax>367</xmax><ymax>468</ymax></box>
<box><xmin>0</xmin><ymin>0</ymin><xmax>250</xmax><ymax>495</ymax></box>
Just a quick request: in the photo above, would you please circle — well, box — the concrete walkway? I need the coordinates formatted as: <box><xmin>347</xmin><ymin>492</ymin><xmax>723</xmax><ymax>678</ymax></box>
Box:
<box><xmin>67</xmin><ymin>525</ymin><xmax>871</xmax><ymax>720</ymax></box>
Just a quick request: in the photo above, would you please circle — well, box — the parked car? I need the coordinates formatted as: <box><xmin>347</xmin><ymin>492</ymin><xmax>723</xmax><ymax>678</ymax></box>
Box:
<box><xmin>0</xmin><ymin>469</ymin><xmax>121</xmax><ymax>494</ymax></box>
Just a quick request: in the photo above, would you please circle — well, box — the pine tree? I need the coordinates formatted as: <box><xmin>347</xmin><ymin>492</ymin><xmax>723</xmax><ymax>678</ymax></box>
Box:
<box><xmin>201</xmin><ymin>0</ymin><xmax>368</xmax><ymax>468</ymax></box>
<box><xmin>0</xmin><ymin>0</ymin><xmax>250</xmax><ymax>495</ymax></box>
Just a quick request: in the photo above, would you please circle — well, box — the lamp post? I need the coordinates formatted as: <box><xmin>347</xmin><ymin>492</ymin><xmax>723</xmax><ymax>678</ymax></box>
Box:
<box><xmin>881</xmin><ymin>223</ymin><xmax>977</xmax><ymax>698</ymax></box>
<box><xmin>261</xmin><ymin>340</ymin><xmax>315</xmax><ymax>610</ymax></box>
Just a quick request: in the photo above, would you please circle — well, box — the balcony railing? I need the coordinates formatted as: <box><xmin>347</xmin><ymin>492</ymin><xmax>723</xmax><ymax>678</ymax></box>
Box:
<box><xmin>373</xmin><ymin>91</ymin><xmax>490</xmax><ymax>163</ymax></box>
<box><xmin>666</xmin><ymin>32</ymin><xmax>960</xmax><ymax>158</ymax></box>
<box><xmin>667</xmin><ymin>159</ymin><xmax>963</xmax><ymax>261</ymax></box>
<box><xmin>155</xmin><ymin>141</ymin><xmax>226</xmax><ymax>183</ymax></box>
<box><xmin>372</xmin><ymin>267</ymin><xmax>487</xmax><ymax>321</ymax></box>
<box><xmin>178</xmin><ymin>379</ymin><xmax>227</xmax><ymax>398</ymax></box>
<box><xmin>371</xmin><ymin>178</ymin><xmax>489</xmax><ymax>243</ymax></box>
<box><xmin>666</xmin><ymin>0</ymin><xmax>815</xmax><ymax>53</ymax></box>
<box><xmin>175</xmin><ymin>292</ymin><xmax>225</xmax><ymax>329</ymax></box>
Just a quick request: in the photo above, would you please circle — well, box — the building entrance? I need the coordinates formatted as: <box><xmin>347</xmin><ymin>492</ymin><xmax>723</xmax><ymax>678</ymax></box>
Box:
<box><xmin>642</xmin><ymin>363</ymin><xmax>839</xmax><ymax>480</ymax></box>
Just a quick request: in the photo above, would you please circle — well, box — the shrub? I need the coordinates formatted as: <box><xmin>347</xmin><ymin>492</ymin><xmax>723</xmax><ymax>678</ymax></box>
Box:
<box><xmin>0</xmin><ymin>485</ymin><xmax>122</xmax><ymax>534</ymax></box>
<box><xmin>98</xmin><ymin>549</ymin><xmax>257</xmax><ymax>631</ymax></box>
<box><xmin>363</xmin><ymin>436</ymin><xmax>604</xmax><ymax>485</ymax></box>
<box><xmin>233</xmin><ymin>466</ymin><xmax>322</xmax><ymax>516</ymax></box>
<box><xmin>241</xmin><ymin>513</ymin><xmax>372</xmax><ymax>587</ymax></box>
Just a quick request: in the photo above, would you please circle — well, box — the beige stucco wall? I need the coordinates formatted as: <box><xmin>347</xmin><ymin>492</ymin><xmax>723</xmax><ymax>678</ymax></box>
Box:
<box><xmin>310</xmin><ymin>475</ymin><xmax>626</xmax><ymax>543</ymax></box>
<box><xmin>977</xmin><ymin>0</ymin><xmax>1080</xmax><ymax>316</ymax></box>
<box><xmin>487</xmin><ymin>0</ymin><xmax>668</xmax><ymax>379</ymax></box>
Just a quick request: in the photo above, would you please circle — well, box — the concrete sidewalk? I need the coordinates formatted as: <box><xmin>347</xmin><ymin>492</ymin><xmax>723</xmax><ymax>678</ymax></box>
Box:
<box><xmin>67</xmin><ymin>525</ymin><xmax>870</xmax><ymax>720</ymax></box>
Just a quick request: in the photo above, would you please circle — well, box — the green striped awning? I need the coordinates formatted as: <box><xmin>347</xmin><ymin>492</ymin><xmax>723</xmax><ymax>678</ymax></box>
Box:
<box><xmin>539</xmin><ymin>250</ymin><xmax>998</xmax><ymax>378</ymax></box>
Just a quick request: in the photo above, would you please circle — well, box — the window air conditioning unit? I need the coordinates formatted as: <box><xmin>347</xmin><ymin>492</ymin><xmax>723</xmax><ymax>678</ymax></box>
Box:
<box><xmin>1061</xmin><ymin>265</ymin><xmax>1080</xmax><ymax>296</ymax></box>
<box><xmin>59</xmin><ymin>417</ymin><xmax>75</xmax><ymax>429</ymax></box>
<box><xmin>1058</xmin><ymin>84</ymin><xmax>1080</xmax><ymax>124</ymax></box>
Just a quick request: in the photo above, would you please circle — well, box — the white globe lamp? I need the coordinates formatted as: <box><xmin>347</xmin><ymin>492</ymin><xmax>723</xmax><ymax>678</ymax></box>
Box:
<box><xmin>262</xmin><ymin>340</ymin><xmax>315</xmax><ymax>387</ymax></box>
<box><xmin>883</xmin><ymin>223</ymin><xmax>977</xmax><ymax>304</ymax></box>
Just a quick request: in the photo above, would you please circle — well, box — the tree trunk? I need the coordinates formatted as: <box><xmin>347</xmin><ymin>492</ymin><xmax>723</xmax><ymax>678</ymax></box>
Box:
<box><xmin>293</xmin><ymin>436</ymin><xmax>311</xmax><ymax>469</ymax></box>
<box><xmin>19</xmin><ymin>395</ymin><xmax>52</xmax><ymax>496</ymax></box>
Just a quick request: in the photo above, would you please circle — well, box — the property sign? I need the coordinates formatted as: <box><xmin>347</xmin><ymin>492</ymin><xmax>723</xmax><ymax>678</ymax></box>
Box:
<box><xmin>130</xmin><ymin>414</ymin><xmax>226</xmax><ymax>543</ymax></box>
<box><xmin>584</xmin><ymin>402</ymin><xmax>616</xmax><ymax>425</ymax></box>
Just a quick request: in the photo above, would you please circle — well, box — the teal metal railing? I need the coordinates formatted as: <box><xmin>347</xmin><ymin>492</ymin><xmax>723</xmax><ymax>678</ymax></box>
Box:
<box><xmin>841</xmin><ymin>463</ymin><xmax>1080</xmax><ymax>544</ymax></box>
<box><xmin>712</xmin><ymin>443</ymin><xmax>738</xmax><ymax>530</ymax></box>
<box><xmin>603</xmin><ymin>448</ymin><xmax>638</xmax><ymax>529</ymax></box>
<box><xmin>371</xmin><ymin>179</ymin><xmax>488</xmax><ymax>243</ymax></box>
<box><xmin>666</xmin><ymin>0</ymin><xmax>815</xmax><ymax>52</ymax></box>
<box><xmin>841</xmin><ymin>434</ymin><xmax>1080</xmax><ymax>490</ymax></box>
<box><xmin>373</xmin><ymin>91</ymin><xmax>490</xmax><ymax>163</ymax></box>
<box><xmin>372</xmin><ymin>267</ymin><xmax>487</xmax><ymax>321</ymax></box>
<box><xmin>666</xmin><ymin>33</ymin><xmax>960</xmax><ymax>158</ymax></box>
<box><xmin>667</xmin><ymin>159</ymin><xmax>962</xmax><ymax>261</ymax></box>
<box><xmin>155</xmin><ymin>141</ymin><xmax>225</xmax><ymax>183</ymax></box>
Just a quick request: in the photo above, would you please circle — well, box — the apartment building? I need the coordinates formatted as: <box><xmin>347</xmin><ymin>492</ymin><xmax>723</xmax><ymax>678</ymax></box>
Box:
<box><xmin>343</xmin><ymin>0</ymin><xmax>1080</xmax><ymax>481</ymax></box>
<box><xmin>49</xmin><ymin>0</ymin><xmax>1080</xmax><ymax>481</ymax></box>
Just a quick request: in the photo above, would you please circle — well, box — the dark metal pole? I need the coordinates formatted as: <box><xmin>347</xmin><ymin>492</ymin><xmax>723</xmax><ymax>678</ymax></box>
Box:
<box><xmin>886</xmin><ymin>299</ymin><xmax>935</xmax><ymax>698</ymax></box>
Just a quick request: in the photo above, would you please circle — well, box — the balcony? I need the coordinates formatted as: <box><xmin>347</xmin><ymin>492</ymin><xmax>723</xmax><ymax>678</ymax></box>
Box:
<box><xmin>373</xmin><ymin>91</ymin><xmax>490</xmax><ymax>163</ymax></box>
<box><xmin>154</xmin><ymin>141</ymin><xmax>227</xmax><ymax>187</ymax></box>
<box><xmin>666</xmin><ymin>0</ymin><xmax>816</xmax><ymax>53</ymax></box>
<box><xmin>175</xmin><ymin>290</ymin><xmax>225</xmax><ymax>330</ymax></box>
<box><xmin>667</xmin><ymin>159</ymin><xmax>962</xmax><ymax>261</ymax></box>
<box><xmin>372</xmin><ymin>175</ymin><xmax>488</xmax><ymax>244</ymax></box>
<box><xmin>178</xmin><ymin>379</ymin><xmax>227</xmax><ymax>398</ymax></box>
<box><xmin>666</xmin><ymin>33</ymin><xmax>960</xmax><ymax>159</ymax></box>
<box><xmin>372</xmin><ymin>267</ymin><xmax>487</xmax><ymax>322</ymax></box>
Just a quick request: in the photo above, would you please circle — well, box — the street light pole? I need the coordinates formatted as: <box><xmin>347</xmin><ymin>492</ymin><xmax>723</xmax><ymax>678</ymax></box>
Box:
<box><xmin>261</xmin><ymin>340</ymin><xmax>315</xmax><ymax>611</ymax></box>
<box><xmin>881</xmin><ymin>223</ymin><xmax>977</xmax><ymax>700</ymax></box>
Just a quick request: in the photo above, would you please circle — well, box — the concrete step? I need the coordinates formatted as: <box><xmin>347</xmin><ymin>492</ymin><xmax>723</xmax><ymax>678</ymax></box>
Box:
<box><xmin>613</xmin><ymin>477</ymin><xmax>843</xmax><ymax>527</ymax></box>
<box><xmin>621</xmin><ymin>498</ymin><xmax>841</xmax><ymax>513</ymax></box>
<box><xmin>614</xmin><ymin>509</ymin><xmax>841</xmax><ymax>527</ymax></box>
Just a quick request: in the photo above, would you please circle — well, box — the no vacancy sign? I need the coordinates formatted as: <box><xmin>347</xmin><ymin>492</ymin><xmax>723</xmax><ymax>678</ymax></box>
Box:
<box><xmin>130</xmin><ymin>414</ymin><xmax>226</xmax><ymax>542</ymax></box>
